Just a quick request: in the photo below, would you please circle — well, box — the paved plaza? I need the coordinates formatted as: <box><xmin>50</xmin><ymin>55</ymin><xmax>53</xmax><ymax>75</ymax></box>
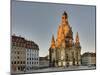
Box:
<box><xmin>11</xmin><ymin>66</ymin><xmax>96</xmax><ymax>74</ymax></box>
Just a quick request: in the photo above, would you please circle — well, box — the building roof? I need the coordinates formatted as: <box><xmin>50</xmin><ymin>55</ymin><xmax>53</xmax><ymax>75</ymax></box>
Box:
<box><xmin>63</xmin><ymin>11</ymin><xmax>68</xmax><ymax>18</ymax></box>
<box><xmin>12</xmin><ymin>35</ymin><xmax>39</xmax><ymax>50</ymax></box>
<box><xmin>82</xmin><ymin>52</ymin><xmax>96</xmax><ymax>57</ymax></box>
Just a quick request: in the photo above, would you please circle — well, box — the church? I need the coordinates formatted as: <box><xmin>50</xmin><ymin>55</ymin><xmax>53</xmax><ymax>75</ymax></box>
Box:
<box><xmin>49</xmin><ymin>11</ymin><xmax>81</xmax><ymax>67</ymax></box>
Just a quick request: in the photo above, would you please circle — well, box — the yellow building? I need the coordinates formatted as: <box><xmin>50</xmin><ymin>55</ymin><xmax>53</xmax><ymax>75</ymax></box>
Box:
<box><xmin>49</xmin><ymin>11</ymin><xmax>81</xmax><ymax>67</ymax></box>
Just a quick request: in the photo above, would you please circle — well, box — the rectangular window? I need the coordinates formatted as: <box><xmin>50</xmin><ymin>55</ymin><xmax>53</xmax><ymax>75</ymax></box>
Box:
<box><xmin>17</xmin><ymin>56</ymin><xmax>19</xmax><ymax>59</ymax></box>
<box><xmin>17</xmin><ymin>52</ymin><xmax>19</xmax><ymax>54</ymax></box>
<box><xmin>21</xmin><ymin>61</ymin><xmax>22</xmax><ymax>64</ymax></box>
<box><xmin>17</xmin><ymin>61</ymin><xmax>19</xmax><ymax>64</ymax></box>
<box><xmin>23</xmin><ymin>61</ymin><xmax>25</xmax><ymax>64</ymax></box>
<box><xmin>14</xmin><ymin>61</ymin><xmax>16</xmax><ymax>64</ymax></box>
<box><xmin>12</xmin><ymin>61</ymin><xmax>13</xmax><ymax>64</ymax></box>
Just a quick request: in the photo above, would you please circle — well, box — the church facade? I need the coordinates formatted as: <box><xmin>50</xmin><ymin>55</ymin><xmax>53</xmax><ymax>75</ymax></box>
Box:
<box><xmin>49</xmin><ymin>11</ymin><xmax>81</xmax><ymax>67</ymax></box>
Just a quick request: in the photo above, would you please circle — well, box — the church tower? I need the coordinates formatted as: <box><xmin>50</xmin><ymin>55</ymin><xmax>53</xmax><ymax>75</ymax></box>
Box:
<box><xmin>49</xmin><ymin>35</ymin><xmax>56</xmax><ymax>67</ymax></box>
<box><xmin>50</xmin><ymin>35</ymin><xmax>56</xmax><ymax>49</ymax></box>
<box><xmin>75</xmin><ymin>32</ymin><xmax>81</xmax><ymax>65</ymax></box>
<box><xmin>75</xmin><ymin>32</ymin><xmax>80</xmax><ymax>47</ymax></box>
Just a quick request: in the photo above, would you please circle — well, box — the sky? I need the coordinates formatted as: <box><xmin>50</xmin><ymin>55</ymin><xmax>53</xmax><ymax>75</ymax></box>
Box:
<box><xmin>11</xmin><ymin>0</ymin><xmax>96</xmax><ymax>57</ymax></box>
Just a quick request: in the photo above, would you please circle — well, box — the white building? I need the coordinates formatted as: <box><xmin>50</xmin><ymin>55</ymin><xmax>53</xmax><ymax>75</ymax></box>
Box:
<box><xmin>26</xmin><ymin>41</ymin><xmax>39</xmax><ymax>70</ymax></box>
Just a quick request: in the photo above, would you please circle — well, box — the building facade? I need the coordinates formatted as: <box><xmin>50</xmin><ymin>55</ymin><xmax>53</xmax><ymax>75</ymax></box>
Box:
<box><xmin>49</xmin><ymin>11</ymin><xmax>81</xmax><ymax>67</ymax></box>
<box><xmin>39</xmin><ymin>56</ymin><xmax>49</xmax><ymax>68</ymax></box>
<box><xmin>11</xmin><ymin>35</ymin><xmax>39</xmax><ymax>72</ymax></box>
<box><xmin>81</xmin><ymin>52</ymin><xmax>96</xmax><ymax>66</ymax></box>
<box><xmin>26</xmin><ymin>41</ymin><xmax>39</xmax><ymax>70</ymax></box>
<box><xmin>11</xmin><ymin>35</ymin><xmax>26</xmax><ymax>71</ymax></box>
